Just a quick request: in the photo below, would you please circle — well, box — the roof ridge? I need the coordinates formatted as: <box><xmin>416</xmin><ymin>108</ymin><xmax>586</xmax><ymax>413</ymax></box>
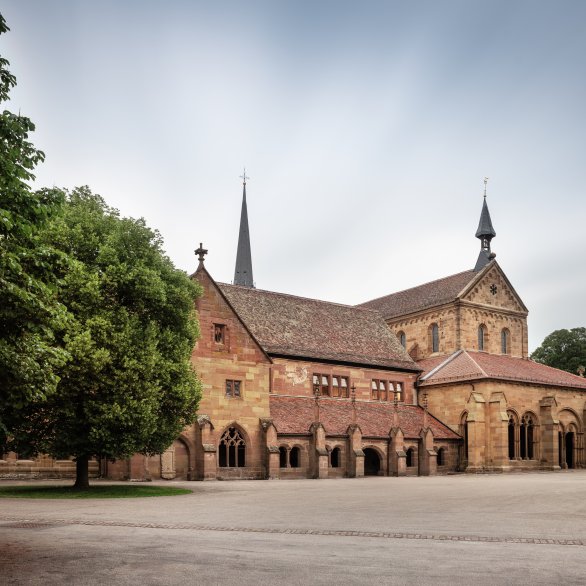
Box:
<box><xmin>219</xmin><ymin>282</ymin><xmax>382</xmax><ymax>313</ymax></box>
<box><xmin>420</xmin><ymin>350</ymin><xmax>464</xmax><ymax>381</ymax></box>
<box><xmin>462</xmin><ymin>350</ymin><xmax>490</xmax><ymax>377</ymax></box>
<box><xmin>357</xmin><ymin>268</ymin><xmax>476</xmax><ymax>306</ymax></box>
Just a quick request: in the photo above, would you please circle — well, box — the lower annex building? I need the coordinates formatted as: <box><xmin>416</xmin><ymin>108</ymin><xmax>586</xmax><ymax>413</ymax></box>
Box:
<box><xmin>2</xmin><ymin>179</ymin><xmax>585</xmax><ymax>480</ymax></box>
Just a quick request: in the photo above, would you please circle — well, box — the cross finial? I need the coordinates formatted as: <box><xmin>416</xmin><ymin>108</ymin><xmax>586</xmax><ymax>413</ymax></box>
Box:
<box><xmin>240</xmin><ymin>168</ymin><xmax>249</xmax><ymax>186</ymax></box>
<box><xmin>483</xmin><ymin>177</ymin><xmax>489</xmax><ymax>199</ymax></box>
<box><xmin>195</xmin><ymin>242</ymin><xmax>208</xmax><ymax>266</ymax></box>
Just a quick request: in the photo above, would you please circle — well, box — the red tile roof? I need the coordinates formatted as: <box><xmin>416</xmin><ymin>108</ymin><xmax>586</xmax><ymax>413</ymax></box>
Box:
<box><xmin>269</xmin><ymin>395</ymin><xmax>459</xmax><ymax>439</ymax></box>
<box><xmin>219</xmin><ymin>284</ymin><xmax>418</xmax><ymax>371</ymax></box>
<box><xmin>357</xmin><ymin>269</ymin><xmax>477</xmax><ymax>319</ymax></box>
<box><xmin>419</xmin><ymin>350</ymin><xmax>586</xmax><ymax>390</ymax></box>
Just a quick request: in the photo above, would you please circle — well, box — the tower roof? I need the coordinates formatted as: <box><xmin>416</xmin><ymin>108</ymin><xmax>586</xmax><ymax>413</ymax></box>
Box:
<box><xmin>475</xmin><ymin>197</ymin><xmax>496</xmax><ymax>239</ymax></box>
<box><xmin>233</xmin><ymin>173</ymin><xmax>254</xmax><ymax>288</ymax></box>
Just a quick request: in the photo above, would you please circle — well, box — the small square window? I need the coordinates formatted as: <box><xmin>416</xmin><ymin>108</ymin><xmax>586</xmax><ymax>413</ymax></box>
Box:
<box><xmin>226</xmin><ymin>380</ymin><xmax>242</xmax><ymax>398</ymax></box>
<box><xmin>214</xmin><ymin>324</ymin><xmax>226</xmax><ymax>344</ymax></box>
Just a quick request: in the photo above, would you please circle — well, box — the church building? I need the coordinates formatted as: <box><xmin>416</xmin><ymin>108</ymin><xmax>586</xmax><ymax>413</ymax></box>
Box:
<box><xmin>2</xmin><ymin>178</ymin><xmax>585</xmax><ymax>480</ymax></box>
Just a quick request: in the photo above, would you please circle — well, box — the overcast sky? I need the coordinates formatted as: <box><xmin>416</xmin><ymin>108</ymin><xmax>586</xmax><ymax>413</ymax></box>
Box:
<box><xmin>3</xmin><ymin>1</ymin><xmax>585</xmax><ymax>351</ymax></box>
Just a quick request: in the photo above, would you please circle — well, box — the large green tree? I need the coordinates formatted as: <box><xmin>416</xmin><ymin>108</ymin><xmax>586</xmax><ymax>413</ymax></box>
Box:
<box><xmin>6</xmin><ymin>188</ymin><xmax>202</xmax><ymax>488</ymax></box>
<box><xmin>531</xmin><ymin>328</ymin><xmax>586</xmax><ymax>376</ymax></box>
<box><xmin>0</xmin><ymin>14</ymin><xmax>69</xmax><ymax>440</ymax></box>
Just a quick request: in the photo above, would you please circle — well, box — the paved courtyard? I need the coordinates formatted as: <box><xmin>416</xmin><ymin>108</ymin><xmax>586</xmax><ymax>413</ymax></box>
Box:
<box><xmin>1</xmin><ymin>471</ymin><xmax>586</xmax><ymax>585</ymax></box>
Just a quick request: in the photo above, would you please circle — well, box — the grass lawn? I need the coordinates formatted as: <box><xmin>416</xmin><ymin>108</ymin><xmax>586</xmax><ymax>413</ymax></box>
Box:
<box><xmin>0</xmin><ymin>484</ymin><xmax>192</xmax><ymax>499</ymax></box>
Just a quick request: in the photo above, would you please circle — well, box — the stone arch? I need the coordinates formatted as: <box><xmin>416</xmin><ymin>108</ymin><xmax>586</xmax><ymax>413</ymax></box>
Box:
<box><xmin>363</xmin><ymin>446</ymin><xmax>383</xmax><ymax>476</ymax></box>
<box><xmin>289</xmin><ymin>445</ymin><xmax>302</xmax><ymax>468</ymax></box>
<box><xmin>218</xmin><ymin>423</ymin><xmax>250</xmax><ymax>468</ymax></box>
<box><xmin>557</xmin><ymin>409</ymin><xmax>581</xmax><ymax>469</ymax></box>
<box><xmin>279</xmin><ymin>445</ymin><xmax>288</xmax><ymax>468</ymax></box>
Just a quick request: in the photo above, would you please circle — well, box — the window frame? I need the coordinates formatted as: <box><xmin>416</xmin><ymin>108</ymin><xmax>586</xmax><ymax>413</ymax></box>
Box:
<box><xmin>225</xmin><ymin>379</ymin><xmax>242</xmax><ymax>398</ymax></box>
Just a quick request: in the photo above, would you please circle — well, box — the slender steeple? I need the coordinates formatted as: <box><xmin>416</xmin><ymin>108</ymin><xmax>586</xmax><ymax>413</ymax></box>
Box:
<box><xmin>233</xmin><ymin>169</ymin><xmax>254</xmax><ymax>287</ymax></box>
<box><xmin>474</xmin><ymin>178</ymin><xmax>496</xmax><ymax>272</ymax></box>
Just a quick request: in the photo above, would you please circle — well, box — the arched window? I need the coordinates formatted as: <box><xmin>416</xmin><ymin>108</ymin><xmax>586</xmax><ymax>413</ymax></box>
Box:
<box><xmin>501</xmin><ymin>328</ymin><xmax>510</xmax><ymax>355</ymax></box>
<box><xmin>508</xmin><ymin>412</ymin><xmax>517</xmax><ymax>460</ymax></box>
<box><xmin>218</xmin><ymin>427</ymin><xmax>246</xmax><ymax>468</ymax></box>
<box><xmin>430</xmin><ymin>323</ymin><xmax>439</xmax><ymax>353</ymax></box>
<box><xmin>279</xmin><ymin>446</ymin><xmax>288</xmax><ymax>468</ymax></box>
<box><xmin>436</xmin><ymin>447</ymin><xmax>445</xmax><ymax>466</ymax></box>
<box><xmin>290</xmin><ymin>447</ymin><xmax>300</xmax><ymax>468</ymax></box>
<box><xmin>460</xmin><ymin>413</ymin><xmax>469</xmax><ymax>465</ymax></box>
<box><xmin>405</xmin><ymin>447</ymin><xmax>414</xmax><ymax>468</ymax></box>
<box><xmin>330</xmin><ymin>447</ymin><xmax>340</xmax><ymax>468</ymax></box>
<box><xmin>520</xmin><ymin>414</ymin><xmax>535</xmax><ymax>460</ymax></box>
<box><xmin>398</xmin><ymin>331</ymin><xmax>406</xmax><ymax>349</ymax></box>
<box><xmin>478</xmin><ymin>324</ymin><xmax>487</xmax><ymax>351</ymax></box>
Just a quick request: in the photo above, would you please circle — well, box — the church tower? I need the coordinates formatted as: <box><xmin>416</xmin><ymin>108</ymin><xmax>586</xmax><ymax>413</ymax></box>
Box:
<box><xmin>474</xmin><ymin>178</ymin><xmax>496</xmax><ymax>272</ymax></box>
<box><xmin>233</xmin><ymin>170</ymin><xmax>254</xmax><ymax>287</ymax></box>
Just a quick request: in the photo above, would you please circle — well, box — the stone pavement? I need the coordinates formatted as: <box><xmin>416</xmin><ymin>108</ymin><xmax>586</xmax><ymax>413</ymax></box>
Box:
<box><xmin>1</xmin><ymin>471</ymin><xmax>586</xmax><ymax>585</ymax></box>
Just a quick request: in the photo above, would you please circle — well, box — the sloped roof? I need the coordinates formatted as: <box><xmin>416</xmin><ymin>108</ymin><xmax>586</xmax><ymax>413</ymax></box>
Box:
<box><xmin>358</xmin><ymin>269</ymin><xmax>477</xmax><ymax>319</ymax></box>
<box><xmin>219</xmin><ymin>284</ymin><xmax>418</xmax><ymax>371</ymax></box>
<box><xmin>419</xmin><ymin>350</ymin><xmax>586</xmax><ymax>390</ymax></box>
<box><xmin>270</xmin><ymin>396</ymin><xmax>460</xmax><ymax>439</ymax></box>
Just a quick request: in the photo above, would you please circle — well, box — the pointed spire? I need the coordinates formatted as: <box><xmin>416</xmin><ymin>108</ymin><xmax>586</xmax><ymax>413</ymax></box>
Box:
<box><xmin>233</xmin><ymin>169</ymin><xmax>254</xmax><ymax>287</ymax></box>
<box><xmin>474</xmin><ymin>178</ymin><xmax>496</xmax><ymax>272</ymax></box>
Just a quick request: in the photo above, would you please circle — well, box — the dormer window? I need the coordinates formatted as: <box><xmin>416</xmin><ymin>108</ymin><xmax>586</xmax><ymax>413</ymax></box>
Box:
<box><xmin>214</xmin><ymin>324</ymin><xmax>226</xmax><ymax>344</ymax></box>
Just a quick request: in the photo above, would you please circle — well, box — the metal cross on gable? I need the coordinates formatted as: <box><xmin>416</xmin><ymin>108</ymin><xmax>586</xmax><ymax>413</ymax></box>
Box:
<box><xmin>195</xmin><ymin>242</ymin><xmax>208</xmax><ymax>264</ymax></box>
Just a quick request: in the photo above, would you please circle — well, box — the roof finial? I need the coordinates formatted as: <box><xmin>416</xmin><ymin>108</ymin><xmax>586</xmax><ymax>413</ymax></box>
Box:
<box><xmin>240</xmin><ymin>168</ymin><xmax>249</xmax><ymax>186</ymax></box>
<box><xmin>483</xmin><ymin>176</ymin><xmax>489</xmax><ymax>199</ymax></box>
<box><xmin>195</xmin><ymin>242</ymin><xmax>208</xmax><ymax>267</ymax></box>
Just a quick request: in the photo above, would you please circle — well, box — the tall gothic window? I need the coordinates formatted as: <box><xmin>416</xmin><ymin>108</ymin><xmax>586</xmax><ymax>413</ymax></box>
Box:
<box><xmin>478</xmin><ymin>324</ymin><xmax>487</xmax><ymax>351</ymax></box>
<box><xmin>501</xmin><ymin>328</ymin><xmax>510</xmax><ymax>355</ymax></box>
<box><xmin>430</xmin><ymin>323</ymin><xmax>439</xmax><ymax>353</ymax></box>
<box><xmin>219</xmin><ymin>427</ymin><xmax>246</xmax><ymax>468</ymax></box>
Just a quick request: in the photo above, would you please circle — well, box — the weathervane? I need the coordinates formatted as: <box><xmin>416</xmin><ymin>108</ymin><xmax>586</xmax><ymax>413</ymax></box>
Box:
<box><xmin>240</xmin><ymin>168</ymin><xmax>250</xmax><ymax>186</ymax></box>
<box><xmin>483</xmin><ymin>177</ymin><xmax>489</xmax><ymax>199</ymax></box>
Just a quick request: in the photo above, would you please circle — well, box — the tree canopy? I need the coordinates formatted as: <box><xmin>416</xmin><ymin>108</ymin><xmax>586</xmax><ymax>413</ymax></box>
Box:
<box><xmin>0</xmin><ymin>14</ymin><xmax>69</xmax><ymax>437</ymax></box>
<box><xmin>5</xmin><ymin>188</ymin><xmax>202</xmax><ymax>488</ymax></box>
<box><xmin>531</xmin><ymin>327</ymin><xmax>586</xmax><ymax>376</ymax></box>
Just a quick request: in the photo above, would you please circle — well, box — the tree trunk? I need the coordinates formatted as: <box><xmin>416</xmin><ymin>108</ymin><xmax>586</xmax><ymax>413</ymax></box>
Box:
<box><xmin>74</xmin><ymin>454</ymin><xmax>90</xmax><ymax>490</ymax></box>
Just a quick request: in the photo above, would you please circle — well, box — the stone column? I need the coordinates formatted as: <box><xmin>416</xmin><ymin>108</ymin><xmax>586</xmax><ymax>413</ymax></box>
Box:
<box><xmin>488</xmin><ymin>391</ymin><xmax>510</xmax><ymax>471</ymax></box>
<box><xmin>347</xmin><ymin>424</ymin><xmax>364</xmax><ymax>478</ymax></box>
<box><xmin>260</xmin><ymin>418</ymin><xmax>280</xmax><ymax>479</ymax></box>
<box><xmin>418</xmin><ymin>428</ymin><xmax>437</xmax><ymax>476</ymax></box>
<box><xmin>539</xmin><ymin>396</ymin><xmax>560</xmax><ymax>471</ymax></box>
<box><xmin>310</xmin><ymin>423</ymin><xmax>329</xmax><ymax>479</ymax></box>
<box><xmin>389</xmin><ymin>428</ymin><xmax>406</xmax><ymax>477</ymax></box>
<box><xmin>195</xmin><ymin>414</ymin><xmax>217</xmax><ymax>480</ymax></box>
<box><xmin>465</xmin><ymin>392</ymin><xmax>486</xmax><ymax>473</ymax></box>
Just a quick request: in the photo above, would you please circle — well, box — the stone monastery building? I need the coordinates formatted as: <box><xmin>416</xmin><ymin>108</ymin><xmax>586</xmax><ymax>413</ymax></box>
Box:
<box><xmin>3</xmin><ymin>180</ymin><xmax>586</xmax><ymax>480</ymax></box>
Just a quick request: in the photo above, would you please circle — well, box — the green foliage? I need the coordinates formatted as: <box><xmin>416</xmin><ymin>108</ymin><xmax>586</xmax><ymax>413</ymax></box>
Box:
<box><xmin>0</xmin><ymin>484</ymin><xmax>192</xmax><ymax>499</ymax></box>
<box><xmin>6</xmin><ymin>188</ymin><xmax>202</xmax><ymax>479</ymax></box>
<box><xmin>531</xmin><ymin>328</ymin><xmax>586</xmax><ymax>376</ymax></box>
<box><xmin>0</xmin><ymin>14</ymin><xmax>69</xmax><ymax>431</ymax></box>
